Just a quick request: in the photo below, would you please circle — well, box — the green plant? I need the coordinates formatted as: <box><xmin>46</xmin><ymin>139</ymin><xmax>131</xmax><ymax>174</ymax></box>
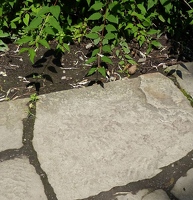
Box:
<box><xmin>85</xmin><ymin>1</ymin><xmax>119</xmax><ymax>78</ymax></box>
<box><xmin>0</xmin><ymin>30</ymin><xmax>9</xmax><ymax>52</ymax></box>
<box><xmin>30</xmin><ymin>93</ymin><xmax>39</xmax><ymax>102</ymax></box>
<box><xmin>0</xmin><ymin>0</ymin><xmax>193</xmax><ymax>73</ymax></box>
<box><xmin>15</xmin><ymin>3</ymin><xmax>70</xmax><ymax>63</ymax></box>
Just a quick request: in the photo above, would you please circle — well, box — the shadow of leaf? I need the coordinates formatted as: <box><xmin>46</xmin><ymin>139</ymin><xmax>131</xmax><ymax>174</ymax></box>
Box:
<box><xmin>42</xmin><ymin>74</ymin><xmax>53</xmax><ymax>83</ymax></box>
<box><xmin>176</xmin><ymin>69</ymin><xmax>183</xmax><ymax>79</ymax></box>
<box><xmin>26</xmin><ymin>82</ymin><xmax>41</xmax><ymax>94</ymax></box>
<box><xmin>179</xmin><ymin>63</ymin><xmax>189</xmax><ymax>71</ymax></box>
<box><xmin>166</xmin><ymin>69</ymin><xmax>176</xmax><ymax>76</ymax></box>
<box><xmin>48</xmin><ymin>66</ymin><xmax>57</xmax><ymax>73</ymax></box>
<box><xmin>88</xmin><ymin>80</ymin><xmax>104</xmax><ymax>88</ymax></box>
<box><xmin>25</xmin><ymin>73</ymin><xmax>39</xmax><ymax>78</ymax></box>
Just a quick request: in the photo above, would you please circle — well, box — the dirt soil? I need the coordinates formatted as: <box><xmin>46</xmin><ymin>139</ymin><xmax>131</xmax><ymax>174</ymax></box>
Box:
<box><xmin>0</xmin><ymin>35</ymin><xmax>193</xmax><ymax>101</ymax></box>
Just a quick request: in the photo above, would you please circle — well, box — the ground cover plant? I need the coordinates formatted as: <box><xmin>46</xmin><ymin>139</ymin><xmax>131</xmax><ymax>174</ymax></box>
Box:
<box><xmin>0</xmin><ymin>0</ymin><xmax>193</xmax><ymax>100</ymax></box>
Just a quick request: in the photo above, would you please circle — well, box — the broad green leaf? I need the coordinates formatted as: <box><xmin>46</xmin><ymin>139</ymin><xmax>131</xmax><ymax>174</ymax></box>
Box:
<box><xmin>158</xmin><ymin>15</ymin><xmax>165</xmax><ymax>22</ymax></box>
<box><xmin>147</xmin><ymin>0</ymin><xmax>157</xmax><ymax>10</ymax></box>
<box><xmin>86</xmin><ymin>57</ymin><xmax>97</xmax><ymax>64</ymax></box>
<box><xmin>102</xmin><ymin>38</ymin><xmax>108</xmax><ymax>45</ymax></box>
<box><xmin>105</xmin><ymin>24</ymin><xmax>117</xmax><ymax>32</ymax></box>
<box><xmin>44</xmin><ymin>26</ymin><xmax>55</xmax><ymax>35</ymax></box>
<box><xmin>93</xmin><ymin>37</ymin><xmax>100</xmax><ymax>45</ymax></box>
<box><xmin>23</xmin><ymin>14</ymin><xmax>30</xmax><ymax>26</ymax></box>
<box><xmin>88</xmin><ymin>13</ymin><xmax>102</xmax><ymax>20</ymax></box>
<box><xmin>3</xmin><ymin>20</ymin><xmax>8</xmax><ymax>28</ymax></box>
<box><xmin>91</xmin><ymin>26</ymin><xmax>102</xmax><ymax>33</ymax></box>
<box><xmin>0</xmin><ymin>30</ymin><xmax>9</xmax><ymax>38</ymax></box>
<box><xmin>11</xmin><ymin>17</ymin><xmax>21</xmax><ymax>23</ymax></box>
<box><xmin>16</xmin><ymin>36</ymin><xmax>33</xmax><ymax>45</ymax></box>
<box><xmin>128</xmin><ymin>59</ymin><xmax>137</xmax><ymax>65</ymax></box>
<box><xmin>38</xmin><ymin>39</ymin><xmax>50</xmax><ymax>49</ymax></box>
<box><xmin>119</xmin><ymin>60</ymin><xmax>125</xmax><ymax>65</ymax></box>
<box><xmin>106</xmin><ymin>14</ymin><xmax>118</xmax><ymax>24</ymax></box>
<box><xmin>190</xmin><ymin>19</ymin><xmax>193</xmax><ymax>25</ymax></box>
<box><xmin>37</xmin><ymin>6</ymin><xmax>50</xmax><ymax>16</ymax></box>
<box><xmin>19</xmin><ymin>48</ymin><xmax>29</xmax><ymax>54</ymax></box>
<box><xmin>147</xmin><ymin>29</ymin><xmax>158</xmax><ymax>35</ymax></box>
<box><xmin>11</xmin><ymin>22</ymin><xmax>16</xmax><ymax>29</ymax></box>
<box><xmin>151</xmin><ymin>40</ymin><xmax>162</xmax><ymax>48</ymax></box>
<box><xmin>116</xmin><ymin>49</ymin><xmax>120</xmax><ymax>57</ymax></box>
<box><xmin>86</xmin><ymin>33</ymin><xmax>99</xmax><ymax>39</ymax></box>
<box><xmin>125</xmin><ymin>23</ymin><xmax>134</xmax><ymax>30</ymax></box>
<box><xmin>50</xmin><ymin>5</ymin><xmax>60</xmax><ymax>19</ymax></box>
<box><xmin>109</xmin><ymin>1</ymin><xmax>119</xmax><ymax>10</ymax></box>
<box><xmin>0</xmin><ymin>40</ymin><xmax>9</xmax><ymax>51</ymax></box>
<box><xmin>89</xmin><ymin>2</ymin><xmax>104</xmax><ymax>11</ymax></box>
<box><xmin>9</xmin><ymin>2</ymin><xmax>15</xmax><ymax>8</ymax></box>
<box><xmin>137</xmin><ymin>23</ymin><xmax>145</xmax><ymax>29</ymax></box>
<box><xmin>125</xmin><ymin>54</ymin><xmax>133</xmax><ymax>60</ymax></box>
<box><xmin>131</xmin><ymin>11</ymin><xmax>145</xmax><ymax>20</ymax></box>
<box><xmin>159</xmin><ymin>0</ymin><xmax>167</xmax><ymax>5</ymax></box>
<box><xmin>48</xmin><ymin>16</ymin><xmax>62</xmax><ymax>31</ymax></box>
<box><xmin>137</xmin><ymin>4</ymin><xmax>146</xmax><ymax>14</ymax></box>
<box><xmin>87</xmin><ymin>67</ymin><xmax>97</xmax><ymax>76</ymax></box>
<box><xmin>101</xmin><ymin>56</ymin><xmax>113</xmax><ymax>64</ymax></box>
<box><xmin>165</xmin><ymin>3</ymin><xmax>172</xmax><ymax>13</ymax></box>
<box><xmin>91</xmin><ymin>48</ymin><xmax>100</xmax><ymax>57</ymax></box>
<box><xmin>86</xmin><ymin>0</ymin><xmax>91</xmax><ymax>6</ymax></box>
<box><xmin>63</xmin><ymin>43</ymin><xmax>70</xmax><ymax>52</ymax></box>
<box><xmin>104</xmin><ymin>32</ymin><xmax>115</xmax><ymax>40</ymax></box>
<box><xmin>102</xmin><ymin>45</ymin><xmax>111</xmax><ymax>53</ymax></box>
<box><xmin>138</xmin><ymin>35</ymin><xmax>145</xmax><ymax>47</ymax></box>
<box><xmin>28</xmin><ymin>48</ymin><xmax>36</xmax><ymax>63</ymax></box>
<box><xmin>27</xmin><ymin>17</ymin><xmax>43</xmax><ymax>30</ymax></box>
<box><xmin>98</xmin><ymin>67</ymin><xmax>106</xmax><ymax>77</ymax></box>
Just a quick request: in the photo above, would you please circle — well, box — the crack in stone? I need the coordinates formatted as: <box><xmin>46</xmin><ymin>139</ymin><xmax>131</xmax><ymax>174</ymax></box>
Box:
<box><xmin>0</xmin><ymin>148</ymin><xmax>23</xmax><ymax>162</ymax></box>
<box><xmin>78</xmin><ymin>149</ymin><xmax>193</xmax><ymax>200</ymax></box>
<box><xmin>0</xmin><ymin>100</ymin><xmax>58</xmax><ymax>200</ymax></box>
<box><xmin>22</xmin><ymin>101</ymin><xmax>58</xmax><ymax>200</ymax></box>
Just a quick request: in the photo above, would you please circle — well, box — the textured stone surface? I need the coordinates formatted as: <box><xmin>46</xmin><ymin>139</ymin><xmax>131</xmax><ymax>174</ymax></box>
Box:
<box><xmin>171</xmin><ymin>168</ymin><xmax>193</xmax><ymax>200</ymax></box>
<box><xmin>0</xmin><ymin>99</ymin><xmax>28</xmax><ymax>151</ymax></box>
<box><xmin>143</xmin><ymin>190</ymin><xmax>170</xmax><ymax>200</ymax></box>
<box><xmin>0</xmin><ymin>157</ymin><xmax>47</xmax><ymax>200</ymax></box>
<box><xmin>33</xmin><ymin>73</ymin><xmax>193</xmax><ymax>200</ymax></box>
<box><xmin>166</xmin><ymin>62</ymin><xmax>193</xmax><ymax>96</ymax></box>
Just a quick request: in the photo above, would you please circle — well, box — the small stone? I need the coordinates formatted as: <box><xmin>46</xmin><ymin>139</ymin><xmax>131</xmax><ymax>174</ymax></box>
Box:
<box><xmin>128</xmin><ymin>65</ymin><xmax>137</xmax><ymax>75</ymax></box>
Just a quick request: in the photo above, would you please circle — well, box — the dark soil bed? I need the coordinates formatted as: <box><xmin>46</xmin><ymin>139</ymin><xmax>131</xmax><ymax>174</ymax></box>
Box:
<box><xmin>0</xmin><ymin>35</ymin><xmax>193</xmax><ymax>101</ymax></box>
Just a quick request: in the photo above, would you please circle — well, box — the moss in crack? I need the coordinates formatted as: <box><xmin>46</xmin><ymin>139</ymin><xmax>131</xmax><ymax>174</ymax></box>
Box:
<box><xmin>166</xmin><ymin>74</ymin><xmax>193</xmax><ymax>108</ymax></box>
<box><xmin>180</xmin><ymin>88</ymin><xmax>193</xmax><ymax>107</ymax></box>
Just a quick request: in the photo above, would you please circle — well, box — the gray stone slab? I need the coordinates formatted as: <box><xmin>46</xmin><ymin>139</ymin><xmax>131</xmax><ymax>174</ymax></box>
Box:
<box><xmin>33</xmin><ymin>73</ymin><xmax>193</xmax><ymax>200</ymax></box>
<box><xmin>143</xmin><ymin>190</ymin><xmax>170</xmax><ymax>200</ymax></box>
<box><xmin>166</xmin><ymin>62</ymin><xmax>193</xmax><ymax>96</ymax></box>
<box><xmin>0</xmin><ymin>157</ymin><xmax>47</xmax><ymax>200</ymax></box>
<box><xmin>0</xmin><ymin>99</ymin><xmax>28</xmax><ymax>151</ymax></box>
<box><xmin>171</xmin><ymin>168</ymin><xmax>193</xmax><ymax>200</ymax></box>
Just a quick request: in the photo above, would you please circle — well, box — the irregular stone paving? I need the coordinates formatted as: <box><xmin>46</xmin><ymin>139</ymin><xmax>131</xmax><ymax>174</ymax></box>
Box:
<box><xmin>0</xmin><ymin>69</ymin><xmax>193</xmax><ymax>200</ymax></box>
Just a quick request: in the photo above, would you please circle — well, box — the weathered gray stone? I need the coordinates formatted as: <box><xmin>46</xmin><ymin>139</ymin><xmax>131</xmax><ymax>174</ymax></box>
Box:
<box><xmin>0</xmin><ymin>157</ymin><xmax>47</xmax><ymax>200</ymax></box>
<box><xmin>0</xmin><ymin>99</ymin><xmax>28</xmax><ymax>151</ymax></box>
<box><xmin>33</xmin><ymin>73</ymin><xmax>193</xmax><ymax>200</ymax></box>
<box><xmin>166</xmin><ymin>62</ymin><xmax>193</xmax><ymax>96</ymax></box>
<box><xmin>171</xmin><ymin>168</ymin><xmax>193</xmax><ymax>200</ymax></box>
<box><xmin>143</xmin><ymin>189</ymin><xmax>170</xmax><ymax>200</ymax></box>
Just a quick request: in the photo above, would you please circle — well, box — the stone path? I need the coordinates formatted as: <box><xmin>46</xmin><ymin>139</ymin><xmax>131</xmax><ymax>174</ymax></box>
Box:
<box><xmin>0</xmin><ymin>63</ymin><xmax>193</xmax><ymax>200</ymax></box>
